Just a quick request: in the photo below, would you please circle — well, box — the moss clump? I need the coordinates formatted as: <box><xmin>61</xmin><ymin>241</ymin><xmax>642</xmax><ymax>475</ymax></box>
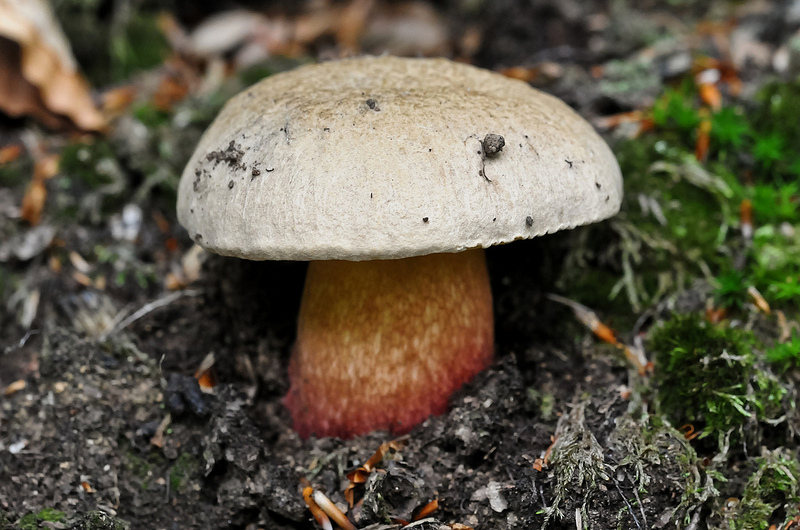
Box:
<box><xmin>76</xmin><ymin>511</ymin><xmax>130</xmax><ymax>530</ymax></box>
<box><xmin>169</xmin><ymin>452</ymin><xmax>199</xmax><ymax>493</ymax></box>
<box><xmin>0</xmin><ymin>155</ymin><xmax>30</xmax><ymax>188</ymax></box>
<box><xmin>18</xmin><ymin>508</ymin><xmax>65</xmax><ymax>529</ymax></box>
<box><xmin>545</xmin><ymin>402</ymin><xmax>608</xmax><ymax>522</ymax></box>
<box><xmin>558</xmin><ymin>134</ymin><xmax>733</xmax><ymax>315</ymax></box>
<box><xmin>558</xmin><ymin>78</ymin><xmax>800</xmax><ymax>317</ymax></box>
<box><xmin>651</xmin><ymin>314</ymin><xmax>785</xmax><ymax>438</ymax></box>
<box><xmin>57</xmin><ymin>4</ymin><xmax>169</xmax><ymax>85</ymax></box>
<box><xmin>729</xmin><ymin>448</ymin><xmax>800</xmax><ymax>530</ymax></box>
<box><xmin>59</xmin><ymin>141</ymin><xmax>118</xmax><ymax>190</ymax></box>
<box><xmin>56</xmin><ymin>140</ymin><xmax>128</xmax><ymax>224</ymax></box>
<box><xmin>766</xmin><ymin>332</ymin><xmax>800</xmax><ymax>372</ymax></box>
<box><xmin>124</xmin><ymin>451</ymin><xmax>156</xmax><ymax>491</ymax></box>
<box><xmin>526</xmin><ymin>388</ymin><xmax>556</xmax><ymax>422</ymax></box>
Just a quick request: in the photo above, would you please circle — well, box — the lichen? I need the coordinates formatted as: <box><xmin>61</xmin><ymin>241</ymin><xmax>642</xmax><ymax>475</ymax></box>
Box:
<box><xmin>545</xmin><ymin>401</ymin><xmax>608</xmax><ymax>522</ymax></box>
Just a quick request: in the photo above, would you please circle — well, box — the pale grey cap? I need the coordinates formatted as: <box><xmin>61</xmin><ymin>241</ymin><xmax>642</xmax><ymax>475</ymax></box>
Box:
<box><xmin>176</xmin><ymin>56</ymin><xmax>623</xmax><ymax>261</ymax></box>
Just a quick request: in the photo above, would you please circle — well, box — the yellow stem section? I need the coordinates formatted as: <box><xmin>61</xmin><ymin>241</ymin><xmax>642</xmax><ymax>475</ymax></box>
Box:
<box><xmin>284</xmin><ymin>249</ymin><xmax>494</xmax><ymax>438</ymax></box>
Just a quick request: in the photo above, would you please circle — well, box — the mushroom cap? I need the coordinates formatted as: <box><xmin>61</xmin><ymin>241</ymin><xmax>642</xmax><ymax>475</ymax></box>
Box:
<box><xmin>177</xmin><ymin>56</ymin><xmax>623</xmax><ymax>261</ymax></box>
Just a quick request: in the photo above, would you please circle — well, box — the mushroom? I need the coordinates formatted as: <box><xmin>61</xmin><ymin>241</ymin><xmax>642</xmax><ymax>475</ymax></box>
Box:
<box><xmin>176</xmin><ymin>56</ymin><xmax>623</xmax><ymax>439</ymax></box>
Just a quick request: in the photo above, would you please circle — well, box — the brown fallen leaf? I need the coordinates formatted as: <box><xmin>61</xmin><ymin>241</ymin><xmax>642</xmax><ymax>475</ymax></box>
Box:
<box><xmin>335</xmin><ymin>0</ymin><xmax>375</xmax><ymax>52</ymax></box>
<box><xmin>0</xmin><ymin>144</ymin><xmax>23</xmax><ymax>164</ymax></box>
<box><xmin>4</xmin><ymin>379</ymin><xmax>26</xmax><ymax>396</ymax></box>
<box><xmin>20</xmin><ymin>153</ymin><xmax>59</xmax><ymax>225</ymax></box>
<box><xmin>0</xmin><ymin>0</ymin><xmax>105</xmax><ymax>131</ymax></box>
<box><xmin>0</xmin><ymin>39</ymin><xmax>68</xmax><ymax>130</ymax></box>
<box><xmin>20</xmin><ymin>179</ymin><xmax>46</xmax><ymax>225</ymax></box>
<box><xmin>101</xmin><ymin>85</ymin><xmax>137</xmax><ymax>117</ymax></box>
<box><xmin>500</xmin><ymin>66</ymin><xmax>539</xmax><ymax>82</ymax></box>
<box><xmin>152</xmin><ymin>59</ymin><xmax>192</xmax><ymax>111</ymax></box>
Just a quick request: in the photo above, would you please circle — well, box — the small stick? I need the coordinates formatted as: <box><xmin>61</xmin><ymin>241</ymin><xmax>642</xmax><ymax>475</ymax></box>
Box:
<box><xmin>101</xmin><ymin>289</ymin><xmax>200</xmax><ymax>340</ymax></box>
<box><xmin>312</xmin><ymin>490</ymin><xmax>356</xmax><ymax>530</ymax></box>
<box><xmin>303</xmin><ymin>487</ymin><xmax>332</xmax><ymax>530</ymax></box>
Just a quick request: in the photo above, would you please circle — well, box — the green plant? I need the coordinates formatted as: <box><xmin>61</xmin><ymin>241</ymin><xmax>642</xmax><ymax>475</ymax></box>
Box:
<box><xmin>18</xmin><ymin>508</ymin><xmax>65</xmax><ymax>530</ymax></box>
<box><xmin>651</xmin><ymin>314</ymin><xmax>785</xmax><ymax>438</ymax></box>
<box><xmin>651</xmin><ymin>87</ymin><xmax>700</xmax><ymax>132</ymax></box>
<box><xmin>765</xmin><ymin>332</ymin><xmax>800</xmax><ymax>372</ymax></box>
<box><xmin>714</xmin><ymin>270</ymin><xmax>749</xmax><ymax>309</ymax></box>
<box><xmin>731</xmin><ymin>448</ymin><xmax>800</xmax><ymax>530</ymax></box>
<box><xmin>753</xmin><ymin>133</ymin><xmax>785</xmax><ymax>171</ymax></box>
<box><xmin>710</xmin><ymin>107</ymin><xmax>749</xmax><ymax>149</ymax></box>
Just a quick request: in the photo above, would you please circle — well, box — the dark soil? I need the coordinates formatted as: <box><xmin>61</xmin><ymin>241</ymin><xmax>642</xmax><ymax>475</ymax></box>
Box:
<box><xmin>0</xmin><ymin>236</ymin><xmax>693</xmax><ymax>529</ymax></box>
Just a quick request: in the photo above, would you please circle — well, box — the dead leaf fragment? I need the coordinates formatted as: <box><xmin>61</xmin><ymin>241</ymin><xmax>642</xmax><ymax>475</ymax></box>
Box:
<box><xmin>0</xmin><ymin>144</ymin><xmax>22</xmax><ymax>164</ymax></box>
<box><xmin>150</xmin><ymin>414</ymin><xmax>172</xmax><ymax>448</ymax></box>
<box><xmin>0</xmin><ymin>0</ymin><xmax>105</xmax><ymax>130</ymax></box>
<box><xmin>20</xmin><ymin>153</ymin><xmax>59</xmax><ymax>225</ymax></box>
<box><xmin>20</xmin><ymin>178</ymin><xmax>47</xmax><ymax>225</ymax></box>
<box><xmin>4</xmin><ymin>379</ymin><xmax>26</xmax><ymax>396</ymax></box>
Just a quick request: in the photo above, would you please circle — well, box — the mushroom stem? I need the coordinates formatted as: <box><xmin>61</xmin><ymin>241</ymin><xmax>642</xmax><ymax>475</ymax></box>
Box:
<box><xmin>284</xmin><ymin>249</ymin><xmax>494</xmax><ymax>439</ymax></box>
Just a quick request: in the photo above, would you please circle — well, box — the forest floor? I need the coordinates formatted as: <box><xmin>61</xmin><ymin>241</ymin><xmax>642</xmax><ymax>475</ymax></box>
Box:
<box><xmin>2</xmin><ymin>1</ymin><xmax>800</xmax><ymax>529</ymax></box>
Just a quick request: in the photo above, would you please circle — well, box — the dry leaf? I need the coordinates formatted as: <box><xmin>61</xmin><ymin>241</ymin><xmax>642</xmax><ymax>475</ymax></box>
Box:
<box><xmin>20</xmin><ymin>178</ymin><xmax>46</xmax><ymax>225</ymax></box>
<box><xmin>0</xmin><ymin>144</ymin><xmax>23</xmax><ymax>164</ymax></box>
<box><xmin>336</xmin><ymin>0</ymin><xmax>375</xmax><ymax>52</ymax></box>
<box><xmin>20</xmin><ymin>153</ymin><xmax>58</xmax><ymax>225</ymax></box>
<box><xmin>0</xmin><ymin>0</ymin><xmax>106</xmax><ymax>131</ymax></box>
<box><xmin>102</xmin><ymin>85</ymin><xmax>137</xmax><ymax>117</ymax></box>
<box><xmin>361</xmin><ymin>1</ymin><xmax>450</xmax><ymax>57</ymax></box>
<box><xmin>500</xmin><ymin>66</ymin><xmax>538</xmax><ymax>82</ymax></box>
<box><xmin>4</xmin><ymin>379</ymin><xmax>26</xmax><ymax>396</ymax></box>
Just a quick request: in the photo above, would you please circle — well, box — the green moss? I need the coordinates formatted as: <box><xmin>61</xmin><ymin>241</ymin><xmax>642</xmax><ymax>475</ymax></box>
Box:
<box><xmin>133</xmin><ymin>103</ymin><xmax>172</xmax><ymax>129</ymax></box>
<box><xmin>765</xmin><ymin>332</ymin><xmax>800</xmax><ymax>372</ymax></box>
<box><xmin>751</xmin><ymin>80</ymin><xmax>800</xmax><ymax>171</ymax></box>
<box><xmin>169</xmin><ymin>452</ymin><xmax>199</xmax><ymax>493</ymax></box>
<box><xmin>109</xmin><ymin>13</ymin><xmax>170</xmax><ymax>82</ymax></box>
<box><xmin>713</xmin><ymin>270</ymin><xmax>749</xmax><ymax>309</ymax></box>
<box><xmin>526</xmin><ymin>388</ymin><xmax>556</xmax><ymax>421</ymax></box>
<box><xmin>710</xmin><ymin>107</ymin><xmax>749</xmax><ymax>150</ymax></box>
<box><xmin>60</xmin><ymin>141</ymin><xmax>117</xmax><ymax>189</ymax></box>
<box><xmin>19</xmin><ymin>511</ymin><xmax>44</xmax><ymax>525</ymax></box>
<box><xmin>651</xmin><ymin>84</ymin><xmax>701</xmax><ymax>135</ymax></box>
<box><xmin>650</xmin><ymin>314</ymin><xmax>785</xmax><ymax>438</ymax></box>
<box><xmin>731</xmin><ymin>448</ymin><xmax>800</xmax><ymax>530</ymax></box>
<box><xmin>596</xmin><ymin>138</ymin><xmax>731</xmax><ymax>311</ymax></box>
<box><xmin>0</xmin><ymin>156</ymin><xmax>30</xmax><ymax>188</ymax></box>
<box><xmin>558</xmin><ymin>78</ymin><xmax>800</xmax><ymax>316</ymax></box>
<box><xmin>18</xmin><ymin>508</ymin><xmax>65</xmax><ymax>529</ymax></box>
<box><xmin>124</xmin><ymin>451</ymin><xmax>155</xmax><ymax>490</ymax></box>
<box><xmin>58</xmin><ymin>4</ymin><xmax>169</xmax><ymax>85</ymax></box>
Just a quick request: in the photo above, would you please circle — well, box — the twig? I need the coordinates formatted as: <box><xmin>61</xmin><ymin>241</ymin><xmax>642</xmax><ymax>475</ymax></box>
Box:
<box><xmin>630</xmin><ymin>479</ymin><xmax>648</xmax><ymax>530</ymax></box>
<box><xmin>613</xmin><ymin>477</ymin><xmax>642</xmax><ymax>530</ymax></box>
<box><xmin>4</xmin><ymin>329</ymin><xmax>39</xmax><ymax>354</ymax></box>
<box><xmin>101</xmin><ymin>289</ymin><xmax>200</xmax><ymax>340</ymax></box>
